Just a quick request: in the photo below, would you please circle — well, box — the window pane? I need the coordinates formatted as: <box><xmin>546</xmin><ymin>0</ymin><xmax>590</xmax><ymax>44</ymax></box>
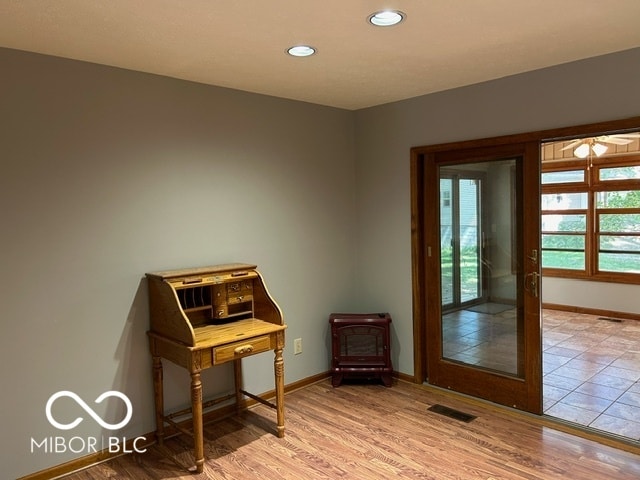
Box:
<box><xmin>542</xmin><ymin>234</ymin><xmax>585</xmax><ymax>249</ymax></box>
<box><xmin>542</xmin><ymin>250</ymin><xmax>585</xmax><ymax>270</ymax></box>
<box><xmin>541</xmin><ymin>170</ymin><xmax>584</xmax><ymax>184</ymax></box>
<box><xmin>440</xmin><ymin>179</ymin><xmax>453</xmax><ymax>305</ymax></box>
<box><xmin>599</xmin><ymin>253</ymin><xmax>640</xmax><ymax>273</ymax></box>
<box><xmin>600</xmin><ymin>235</ymin><xmax>640</xmax><ymax>252</ymax></box>
<box><xmin>541</xmin><ymin>192</ymin><xmax>588</xmax><ymax>210</ymax></box>
<box><xmin>542</xmin><ymin>214</ymin><xmax>586</xmax><ymax>232</ymax></box>
<box><xmin>596</xmin><ymin>191</ymin><xmax>640</xmax><ymax>208</ymax></box>
<box><xmin>600</xmin><ymin>166</ymin><xmax>640</xmax><ymax>181</ymax></box>
<box><xmin>599</xmin><ymin>213</ymin><xmax>640</xmax><ymax>233</ymax></box>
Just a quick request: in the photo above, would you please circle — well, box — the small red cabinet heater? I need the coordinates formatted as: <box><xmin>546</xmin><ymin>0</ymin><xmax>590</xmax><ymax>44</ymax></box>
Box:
<box><xmin>329</xmin><ymin>312</ymin><xmax>393</xmax><ymax>387</ymax></box>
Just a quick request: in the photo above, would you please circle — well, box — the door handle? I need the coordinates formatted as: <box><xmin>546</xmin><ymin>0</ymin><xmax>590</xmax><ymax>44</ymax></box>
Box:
<box><xmin>524</xmin><ymin>272</ymin><xmax>539</xmax><ymax>298</ymax></box>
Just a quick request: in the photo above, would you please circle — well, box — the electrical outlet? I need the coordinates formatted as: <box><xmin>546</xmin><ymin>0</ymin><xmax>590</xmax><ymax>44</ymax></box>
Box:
<box><xmin>293</xmin><ymin>338</ymin><xmax>302</xmax><ymax>355</ymax></box>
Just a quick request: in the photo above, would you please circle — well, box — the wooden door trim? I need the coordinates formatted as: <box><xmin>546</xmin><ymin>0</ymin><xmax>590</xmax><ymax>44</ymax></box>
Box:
<box><xmin>421</xmin><ymin>142</ymin><xmax>541</xmax><ymax>412</ymax></box>
<box><xmin>409</xmin><ymin>116</ymin><xmax>640</xmax><ymax>388</ymax></box>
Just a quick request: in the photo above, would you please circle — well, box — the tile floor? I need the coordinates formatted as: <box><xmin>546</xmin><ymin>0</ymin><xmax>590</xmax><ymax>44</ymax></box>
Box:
<box><xmin>442</xmin><ymin>306</ymin><xmax>640</xmax><ymax>441</ymax></box>
<box><xmin>442</xmin><ymin>306</ymin><xmax>519</xmax><ymax>375</ymax></box>
<box><xmin>543</xmin><ymin>309</ymin><xmax>640</xmax><ymax>441</ymax></box>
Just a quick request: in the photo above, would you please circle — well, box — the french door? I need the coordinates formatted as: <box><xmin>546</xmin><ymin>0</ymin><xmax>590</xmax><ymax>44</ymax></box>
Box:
<box><xmin>440</xmin><ymin>171</ymin><xmax>487</xmax><ymax>311</ymax></box>
<box><xmin>412</xmin><ymin>141</ymin><xmax>542</xmax><ymax>414</ymax></box>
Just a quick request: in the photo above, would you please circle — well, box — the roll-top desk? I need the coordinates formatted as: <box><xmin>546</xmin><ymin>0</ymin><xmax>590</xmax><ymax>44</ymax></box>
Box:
<box><xmin>146</xmin><ymin>263</ymin><xmax>286</xmax><ymax>473</ymax></box>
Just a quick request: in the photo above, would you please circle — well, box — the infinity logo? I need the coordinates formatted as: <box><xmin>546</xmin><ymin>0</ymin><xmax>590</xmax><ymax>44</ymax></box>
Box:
<box><xmin>46</xmin><ymin>391</ymin><xmax>132</xmax><ymax>431</ymax></box>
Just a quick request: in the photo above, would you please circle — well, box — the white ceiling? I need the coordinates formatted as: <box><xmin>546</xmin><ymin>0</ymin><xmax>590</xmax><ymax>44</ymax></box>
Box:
<box><xmin>2</xmin><ymin>1</ymin><xmax>640</xmax><ymax>110</ymax></box>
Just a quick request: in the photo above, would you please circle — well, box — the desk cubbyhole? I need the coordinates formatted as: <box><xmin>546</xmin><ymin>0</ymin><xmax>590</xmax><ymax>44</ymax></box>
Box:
<box><xmin>177</xmin><ymin>285</ymin><xmax>212</xmax><ymax>310</ymax></box>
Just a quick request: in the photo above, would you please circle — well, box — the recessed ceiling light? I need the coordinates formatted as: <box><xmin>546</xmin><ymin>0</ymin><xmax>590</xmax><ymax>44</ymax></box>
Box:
<box><xmin>287</xmin><ymin>45</ymin><xmax>316</xmax><ymax>57</ymax></box>
<box><xmin>368</xmin><ymin>10</ymin><xmax>405</xmax><ymax>27</ymax></box>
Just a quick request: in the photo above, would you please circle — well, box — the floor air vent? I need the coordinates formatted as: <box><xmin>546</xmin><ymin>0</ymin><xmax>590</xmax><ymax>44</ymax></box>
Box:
<box><xmin>599</xmin><ymin>317</ymin><xmax>623</xmax><ymax>323</ymax></box>
<box><xmin>427</xmin><ymin>404</ymin><xmax>476</xmax><ymax>423</ymax></box>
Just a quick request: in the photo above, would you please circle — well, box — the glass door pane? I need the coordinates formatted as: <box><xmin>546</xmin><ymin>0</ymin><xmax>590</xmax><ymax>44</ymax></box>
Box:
<box><xmin>441</xmin><ymin>174</ymin><xmax>484</xmax><ymax>310</ymax></box>
<box><xmin>440</xmin><ymin>160</ymin><xmax>519</xmax><ymax>375</ymax></box>
<box><xmin>440</xmin><ymin>178</ymin><xmax>454</xmax><ymax>306</ymax></box>
<box><xmin>458</xmin><ymin>177</ymin><xmax>482</xmax><ymax>304</ymax></box>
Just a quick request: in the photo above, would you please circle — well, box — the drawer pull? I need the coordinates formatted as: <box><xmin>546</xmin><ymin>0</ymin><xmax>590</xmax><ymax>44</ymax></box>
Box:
<box><xmin>234</xmin><ymin>345</ymin><xmax>254</xmax><ymax>355</ymax></box>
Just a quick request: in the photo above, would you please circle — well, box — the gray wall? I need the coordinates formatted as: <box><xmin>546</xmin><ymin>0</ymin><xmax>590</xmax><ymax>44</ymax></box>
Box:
<box><xmin>0</xmin><ymin>48</ymin><xmax>356</xmax><ymax>479</ymax></box>
<box><xmin>354</xmin><ymin>48</ymin><xmax>640</xmax><ymax>377</ymax></box>
<box><xmin>2</xmin><ymin>45</ymin><xmax>640</xmax><ymax>478</ymax></box>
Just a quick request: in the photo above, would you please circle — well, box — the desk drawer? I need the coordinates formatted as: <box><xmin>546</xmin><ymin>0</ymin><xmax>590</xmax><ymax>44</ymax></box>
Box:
<box><xmin>228</xmin><ymin>293</ymin><xmax>252</xmax><ymax>304</ymax></box>
<box><xmin>213</xmin><ymin>335</ymin><xmax>271</xmax><ymax>364</ymax></box>
<box><xmin>227</xmin><ymin>280</ymin><xmax>253</xmax><ymax>294</ymax></box>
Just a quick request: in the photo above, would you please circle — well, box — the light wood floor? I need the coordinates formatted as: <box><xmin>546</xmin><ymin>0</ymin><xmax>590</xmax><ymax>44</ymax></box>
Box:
<box><xmin>63</xmin><ymin>379</ymin><xmax>640</xmax><ymax>479</ymax></box>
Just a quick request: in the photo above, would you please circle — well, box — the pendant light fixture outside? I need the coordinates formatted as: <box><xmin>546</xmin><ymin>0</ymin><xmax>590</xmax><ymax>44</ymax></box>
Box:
<box><xmin>574</xmin><ymin>143</ymin><xmax>590</xmax><ymax>158</ymax></box>
<box><xmin>592</xmin><ymin>143</ymin><xmax>608</xmax><ymax>157</ymax></box>
<box><xmin>573</xmin><ymin>141</ymin><xmax>609</xmax><ymax>158</ymax></box>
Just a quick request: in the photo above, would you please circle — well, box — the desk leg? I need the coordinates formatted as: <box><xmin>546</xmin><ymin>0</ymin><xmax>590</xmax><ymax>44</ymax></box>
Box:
<box><xmin>274</xmin><ymin>330</ymin><xmax>285</xmax><ymax>438</ymax></box>
<box><xmin>233</xmin><ymin>359</ymin><xmax>243</xmax><ymax>414</ymax></box>
<box><xmin>190</xmin><ymin>371</ymin><xmax>204</xmax><ymax>474</ymax></box>
<box><xmin>152</xmin><ymin>355</ymin><xmax>164</xmax><ymax>446</ymax></box>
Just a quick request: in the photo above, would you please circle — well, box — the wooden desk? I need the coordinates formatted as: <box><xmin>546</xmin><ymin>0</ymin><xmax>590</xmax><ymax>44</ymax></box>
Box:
<box><xmin>146</xmin><ymin>263</ymin><xmax>286</xmax><ymax>473</ymax></box>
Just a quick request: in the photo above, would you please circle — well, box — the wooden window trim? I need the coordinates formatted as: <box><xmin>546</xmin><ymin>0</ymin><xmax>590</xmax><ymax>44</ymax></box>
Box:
<box><xmin>541</xmin><ymin>154</ymin><xmax>640</xmax><ymax>285</ymax></box>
